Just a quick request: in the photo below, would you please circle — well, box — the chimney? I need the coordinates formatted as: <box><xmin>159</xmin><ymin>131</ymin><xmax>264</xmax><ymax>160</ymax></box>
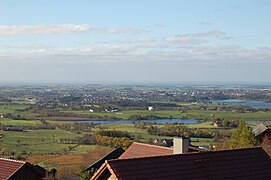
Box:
<box><xmin>173</xmin><ymin>137</ymin><xmax>189</xmax><ymax>154</ymax></box>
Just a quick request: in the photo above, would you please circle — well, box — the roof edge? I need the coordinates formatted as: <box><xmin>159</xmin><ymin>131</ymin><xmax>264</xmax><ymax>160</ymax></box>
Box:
<box><xmin>111</xmin><ymin>147</ymin><xmax>265</xmax><ymax>162</ymax></box>
<box><xmin>6</xmin><ymin>162</ymin><xmax>26</xmax><ymax>179</ymax></box>
<box><xmin>83</xmin><ymin>147</ymin><xmax>124</xmax><ymax>172</ymax></box>
<box><xmin>133</xmin><ymin>142</ymin><xmax>173</xmax><ymax>150</ymax></box>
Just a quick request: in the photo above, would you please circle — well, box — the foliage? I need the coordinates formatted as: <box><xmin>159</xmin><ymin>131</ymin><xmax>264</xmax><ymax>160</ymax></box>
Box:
<box><xmin>96</xmin><ymin>130</ymin><xmax>130</xmax><ymax>138</ymax></box>
<box><xmin>95</xmin><ymin>135</ymin><xmax>132</xmax><ymax>148</ymax></box>
<box><xmin>146</xmin><ymin>124</ymin><xmax>218</xmax><ymax>138</ymax></box>
<box><xmin>230</xmin><ymin>120</ymin><xmax>257</xmax><ymax>148</ymax></box>
<box><xmin>79</xmin><ymin>168</ymin><xmax>96</xmax><ymax>180</ymax></box>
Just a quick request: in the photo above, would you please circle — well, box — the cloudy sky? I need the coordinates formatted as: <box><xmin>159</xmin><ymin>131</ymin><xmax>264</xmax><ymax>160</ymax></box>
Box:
<box><xmin>0</xmin><ymin>0</ymin><xmax>270</xmax><ymax>84</ymax></box>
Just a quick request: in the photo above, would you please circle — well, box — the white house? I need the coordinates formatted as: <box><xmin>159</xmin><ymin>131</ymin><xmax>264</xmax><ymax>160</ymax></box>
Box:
<box><xmin>148</xmin><ymin>106</ymin><xmax>153</xmax><ymax>111</ymax></box>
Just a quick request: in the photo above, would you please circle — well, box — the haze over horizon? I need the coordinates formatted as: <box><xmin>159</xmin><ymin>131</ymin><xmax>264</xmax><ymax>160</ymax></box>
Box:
<box><xmin>1</xmin><ymin>0</ymin><xmax>270</xmax><ymax>83</ymax></box>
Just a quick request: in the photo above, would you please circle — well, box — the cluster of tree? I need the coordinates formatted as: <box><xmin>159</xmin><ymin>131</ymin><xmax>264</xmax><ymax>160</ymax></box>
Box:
<box><xmin>2</xmin><ymin>113</ymin><xmax>26</xmax><ymax>120</ymax></box>
<box><xmin>59</xmin><ymin>130</ymin><xmax>133</xmax><ymax>148</ymax></box>
<box><xmin>162</xmin><ymin>123</ymin><xmax>187</xmax><ymax>131</ymax></box>
<box><xmin>0</xmin><ymin>98</ymin><xmax>12</xmax><ymax>102</ymax></box>
<box><xmin>0</xmin><ymin>148</ymin><xmax>27</xmax><ymax>160</ymax></box>
<box><xmin>134</xmin><ymin>122</ymin><xmax>156</xmax><ymax>129</ymax></box>
<box><xmin>147</xmin><ymin>125</ymin><xmax>218</xmax><ymax>138</ymax></box>
<box><xmin>213</xmin><ymin>119</ymin><xmax>239</xmax><ymax>128</ymax></box>
<box><xmin>96</xmin><ymin>130</ymin><xmax>130</xmax><ymax>138</ymax></box>
<box><xmin>215</xmin><ymin>120</ymin><xmax>257</xmax><ymax>150</ymax></box>
<box><xmin>58</xmin><ymin>134</ymin><xmax>96</xmax><ymax>145</ymax></box>
<box><xmin>94</xmin><ymin>130</ymin><xmax>132</xmax><ymax>148</ymax></box>
<box><xmin>128</xmin><ymin>115</ymin><xmax>163</xmax><ymax>120</ymax></box>
<box><xmin>79</xmin><ymin>168</ymin><xmax>96</xmax><ymax>180</ymax></box>
<box><xmin>95</xmin><ymin>135</ymin><xmax>132</xmax><ymax>148</ymax></box>
<box><xmin>229</xmin><ymin>120</ymin><xmax>257</xmax><ymax>148</ymax></box>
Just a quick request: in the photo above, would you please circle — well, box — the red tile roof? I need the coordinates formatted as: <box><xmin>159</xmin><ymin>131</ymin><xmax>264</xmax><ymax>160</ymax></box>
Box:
<box><xmin>119</xmin><ymin>142</ymin><xmax>173</xmax><ymax>159</ymax></box>
<box><xmin>0</xmin><ymin>158</ymin><xmax>25</xmax><ymax>179</ymax></box>
<box><xmin>92</xmin><ymin>147</ymin><xmax>271</xmax><ymax>180</ymax></box>
<box><xmin>83</xmin><ymin>147</ymin><xmax>124</xmax><ymax>172</ymax></box>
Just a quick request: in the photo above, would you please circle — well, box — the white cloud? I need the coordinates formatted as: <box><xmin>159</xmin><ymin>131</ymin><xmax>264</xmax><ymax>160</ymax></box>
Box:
<box><xmin>193</xmin><ymin>30</ymin><xmax>225</xmax><ymax>38</ymax></box>
<box><xmin>1</xmin><ymin>43</ymin><xmax>270</xmax><ymax>65</ymax></box>
<box><xmin>164</xmin><ymin>30</ymin><xmax>227</xmax><ymax>44</ymax></box>
<box><xmin>117</xmin><ymin>37</ymin><xmax>156</xmax><ymax>43</ymax></box>
<box><xmin>0</xmin><ymin>24</ymin><xmax>91</xmax><ymax>35</ymax></box>
<box><xmin>0</xmin><ymin>44</ymin><xmax>54</xmax><ymax>50</ymax></box>
<box><xmin>100</xmin><ymin>27</ymin><xmax>148</xmax><ymax>34</ymax></box>
<box><xmin>164</xmin><ymin>36</ymin><xmax>206</xmax><ymax>44</ymax></box>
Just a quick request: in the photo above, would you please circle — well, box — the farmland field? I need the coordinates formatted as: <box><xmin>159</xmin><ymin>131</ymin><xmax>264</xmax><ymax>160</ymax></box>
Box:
<box><xmin>0</xmin><ymin>129</ymin><xmax>83</xmax><ymax>154</ymax></box>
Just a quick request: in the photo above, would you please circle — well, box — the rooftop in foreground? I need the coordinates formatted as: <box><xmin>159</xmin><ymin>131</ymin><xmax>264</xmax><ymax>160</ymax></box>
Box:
<box><xmin>92</xmin><ymin>147</ymin><xmax>271</xmax><ymax>180</ymax></box>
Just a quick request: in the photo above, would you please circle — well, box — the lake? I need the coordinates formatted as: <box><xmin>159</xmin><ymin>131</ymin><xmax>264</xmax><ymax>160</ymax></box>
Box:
<box><xmin>211</xmin><ymin>99</ymin><xmax>271</xmax><ymax>108</ymax></box>
<box><xmin>72</xmin><ymin>119</ymin><xmax>201</xmax><ymax>125</ymax></box>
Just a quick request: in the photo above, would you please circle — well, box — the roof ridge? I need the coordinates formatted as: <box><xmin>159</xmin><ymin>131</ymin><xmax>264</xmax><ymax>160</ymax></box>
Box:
<box><xmin>83</xmin><ymin>147</ymin><xmax>124</xmax><ymax>172</ymax></box>
<box><xmin>110</xmin><ymin>147</ymin><xmax>264</xmax><ymax>162</ymax></box>
<box><xmin>133</xmin><ymin>142</ymin><xmax>173</xmax><ymax>150</ymax></box>
<box><xmin>0</xmin><ymin>157</ymin><xmax>25</xmax><ymax>164</ymax></box>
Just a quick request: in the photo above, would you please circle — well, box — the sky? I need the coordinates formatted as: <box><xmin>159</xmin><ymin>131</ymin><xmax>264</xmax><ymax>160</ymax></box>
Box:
<box><xmin>0</xmin><ymin>0</ymin><xmax>270</xmax><ymax>84</ymax></box>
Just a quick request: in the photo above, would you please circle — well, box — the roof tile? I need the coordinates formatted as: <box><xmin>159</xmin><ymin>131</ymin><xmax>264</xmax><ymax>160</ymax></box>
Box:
<box><xmin>119</xmin><ymin>142</ymin><xmax>173</xmax><ymax>159</ymax></box>
<box><xmin>106</xmin><ymin>147</ymin><xmax>271</xmax><ymax>180</ymax></box>
<box><xmin>0</xmin><ymin>158</ymin><xmax>25</xmax><ymax>179</ymax></box>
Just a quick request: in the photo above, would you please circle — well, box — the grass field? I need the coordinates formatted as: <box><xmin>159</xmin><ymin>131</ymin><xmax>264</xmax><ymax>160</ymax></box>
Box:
<box><xmin>0</xmin><ymin>129</ymin><xmax>83</xmax><ymax>155</ymax></box>
<box><xmin>0</xmin><ymin>102</ymin><xmax>38</xmax><ymax>120</ymax></box>
<box><xmin>0</xmin><ymin>118</ymin><xmax>42</xmax><ymax>126</ymax></box>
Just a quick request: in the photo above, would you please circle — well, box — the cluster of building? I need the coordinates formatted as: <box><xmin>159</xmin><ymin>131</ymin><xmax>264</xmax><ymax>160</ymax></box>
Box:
<box><xmin>1</xmin><ymin>124</ymin><xmax>271</xmax><ymax>180</ymax></box>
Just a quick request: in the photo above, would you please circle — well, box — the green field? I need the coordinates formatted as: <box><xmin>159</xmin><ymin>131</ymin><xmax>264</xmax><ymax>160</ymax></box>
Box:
<box><xmin>0</xmin><ymin>103</ymin><xmax>31</xmax><ymax>112</ymax></box>
<box><xmin>0</xmin><ymin>102</ymin><xmax>38</xmax><ymax>120</ymax></box>
<box><xmin>0</xmin><ymin>118</ymin><xmax>42</xmax><ymax>126</ymax></box>
<box><xmin>0</xmin><ymin>129</ymin><xmax>83</xmax><ymax>155</ymax></box>
<box><xmin>63</xmin><ymin>109</ymin><xmax>271</xmax><ymax>121</ymax></box>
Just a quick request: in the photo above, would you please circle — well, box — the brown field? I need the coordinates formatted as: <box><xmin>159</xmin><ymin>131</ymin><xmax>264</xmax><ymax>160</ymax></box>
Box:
<box><xmin>27</xmin><ymin>145</ymin><xmax>113</xmax><ymax>178</ymax></box>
